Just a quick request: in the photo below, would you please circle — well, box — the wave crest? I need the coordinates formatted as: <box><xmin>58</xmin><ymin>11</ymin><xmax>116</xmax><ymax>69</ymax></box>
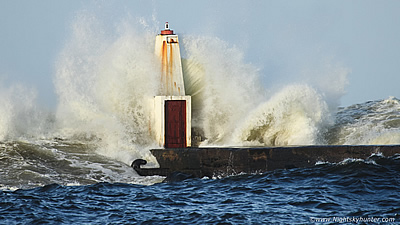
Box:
<box><xmin>232</xmin><ymin>84</ymin><xmax>333</xmax><ymax>146</ymax></box>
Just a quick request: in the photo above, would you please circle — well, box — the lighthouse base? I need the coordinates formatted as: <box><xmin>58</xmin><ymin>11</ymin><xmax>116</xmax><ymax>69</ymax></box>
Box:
<box><xmin>154</xmin><ymin>96</ymin><xmax>191</xmax><ymax>148</ymax></box>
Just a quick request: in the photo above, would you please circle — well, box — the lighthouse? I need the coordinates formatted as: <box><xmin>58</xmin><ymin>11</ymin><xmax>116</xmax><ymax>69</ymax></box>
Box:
<box><xmin>154</xmin><ymin>22</ymin><xmax>191</xmax><ymax>148</ymax></box>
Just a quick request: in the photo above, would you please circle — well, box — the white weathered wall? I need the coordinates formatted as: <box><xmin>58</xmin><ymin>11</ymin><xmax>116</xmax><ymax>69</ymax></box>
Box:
<box><xmin>155</xmin><ymin>35</ymin><xmax>185</xmax><ymax>96</ymax></box>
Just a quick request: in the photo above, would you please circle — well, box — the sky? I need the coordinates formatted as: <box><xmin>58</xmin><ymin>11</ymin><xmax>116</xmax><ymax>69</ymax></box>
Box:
<box><xmin>1</xmin><ymin>0</ymin><xmax>400</xmax><ymax>108</ymax></box>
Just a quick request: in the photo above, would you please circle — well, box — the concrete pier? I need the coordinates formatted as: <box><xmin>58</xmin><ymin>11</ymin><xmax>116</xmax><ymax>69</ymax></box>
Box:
<box><xmin>133</xmin><ymin>145</ymin><xmax>400</xmax><ymax>178</ymax></box>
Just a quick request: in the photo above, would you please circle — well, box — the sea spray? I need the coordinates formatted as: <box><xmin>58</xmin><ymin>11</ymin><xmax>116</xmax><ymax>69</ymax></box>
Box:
<box><xmin>232</xmin><ymin>84</ymin><xmax>333</xmax><ymax>146</ymax></box>
<box><xmin>0</xmin><ymin>85</ymin><xmax>14</xmax><ymax>140</ymax></box>
<box><xmin>53</xmin><ymin>13</ymin><xmax>349</xmax><ymax>154</ymax></box>
<box><xmin>180</xmin><ymin>35</ymin><xmax>351</xmax><ymax>146</ymax></box>
<box><xmin>331</xmin><ymin>97</ymin><xmax>400</xmax><ymax>145</ymax></box>
<box><xmin>0</xmin><ymin>83</ymin><xmax>53</xmax><ymax>141</ymax></box>
<box><xmin>300</xmin><ymin>61</ymin><xmax>349</xmax><ymax>113</ymax></box>
<box><xmin>54</xmin><ymin>12</ymin><xmax>160</xmax><ymax>164</ymax></box>
<box><xmin>181</xmin><ymin>35</ymin><xmax>264</xmax><ymax>145</ymax></box>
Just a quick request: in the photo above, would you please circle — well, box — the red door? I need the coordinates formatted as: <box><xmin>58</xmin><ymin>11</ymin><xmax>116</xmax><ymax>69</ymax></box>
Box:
<box><xmin>165</xmin><ymin>100</ymin><xmax>186</xmax><ymax>148</ymax></box>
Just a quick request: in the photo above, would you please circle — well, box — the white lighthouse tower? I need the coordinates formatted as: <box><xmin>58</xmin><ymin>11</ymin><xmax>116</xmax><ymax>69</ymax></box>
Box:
<box><xmin>154</xmin><ymin>22</ymin><xmax>185</xmax><ymax>96</ymax></box>
<box><xmin>154</xmin><ymin>22</ymin><xmax>191</xmax><ymax>148</ymax></box>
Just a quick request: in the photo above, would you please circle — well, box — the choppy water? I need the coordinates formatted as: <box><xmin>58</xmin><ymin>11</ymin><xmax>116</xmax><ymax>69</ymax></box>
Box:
<box><xmin>1</xmin><ymin>154</ymin><xmax>399</xmax><ymax>224</ymax></box>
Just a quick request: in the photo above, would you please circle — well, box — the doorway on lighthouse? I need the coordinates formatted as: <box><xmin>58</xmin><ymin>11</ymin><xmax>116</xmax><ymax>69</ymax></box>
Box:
<box><xmin>165</xmin><ymin>100</ymin><xmax>186</xmax><ymax>148</ymax></box>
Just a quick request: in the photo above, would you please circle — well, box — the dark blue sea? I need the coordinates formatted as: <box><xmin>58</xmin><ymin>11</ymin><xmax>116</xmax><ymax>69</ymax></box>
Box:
<box><xmin>1</xmin><ymin>153</ymin><xmax>399</xmax><ymax>224</ymax></box>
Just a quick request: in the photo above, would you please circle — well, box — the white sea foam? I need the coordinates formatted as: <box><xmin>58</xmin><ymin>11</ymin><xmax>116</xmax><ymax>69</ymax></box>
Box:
<box><xmin>54</xmin><ymin>12</ymin><xmax>159</xmax><ymax>164</ymax></box>
<box><xmin>231</xmin><ymin>84</ymin><xmax>333</xmax><ymax>146</ymax></box>
<box><xmin>182</xmin><ymin>35</ymin><xmax>263</xmax><ymax>145</ymax></box>
<box><xmin>0</xmin><ymin>83</ymin><xmax>53</xmax><ymax>141</ymax></box>
<box><xmin>335</xmin><ymin>97</ymin><xmax>400</xmax><ymax>145</ymax></box>
<box><xmin>181</xmin><ymin>36</ymin><xmax>348</xmax><ymax>146</ymax></box>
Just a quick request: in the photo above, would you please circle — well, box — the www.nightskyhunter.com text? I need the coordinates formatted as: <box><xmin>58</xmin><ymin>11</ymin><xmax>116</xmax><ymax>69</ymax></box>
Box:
<box><xmin>310</xmin><ymin>216</ymin><xmax>395</xmax><ymax>223</ymax></box>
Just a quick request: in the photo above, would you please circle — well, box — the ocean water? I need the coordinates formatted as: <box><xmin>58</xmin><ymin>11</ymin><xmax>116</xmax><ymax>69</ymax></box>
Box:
<box><xmin>1</xmin><ymin>10</ymin><xmax>400</xmax><ymax>224</ymax></box>
<box><xmin>1</xmin><ymin>153</ymin><xmax>400</xmax><ymax>224</ymax></box>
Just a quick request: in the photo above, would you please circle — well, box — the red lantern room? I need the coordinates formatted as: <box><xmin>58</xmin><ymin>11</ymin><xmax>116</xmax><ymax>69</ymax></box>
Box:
<box><xmin>161</xmin><ymin>22</ymin><xmax>174</xmax><ymax>35</ymax></box>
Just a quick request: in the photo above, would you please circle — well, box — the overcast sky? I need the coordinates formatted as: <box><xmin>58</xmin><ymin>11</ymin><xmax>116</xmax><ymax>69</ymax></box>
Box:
<box><xmin>1</xmin><ymin>0</ymin><xmax>399</xmax><ymax>108</ymax></box>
